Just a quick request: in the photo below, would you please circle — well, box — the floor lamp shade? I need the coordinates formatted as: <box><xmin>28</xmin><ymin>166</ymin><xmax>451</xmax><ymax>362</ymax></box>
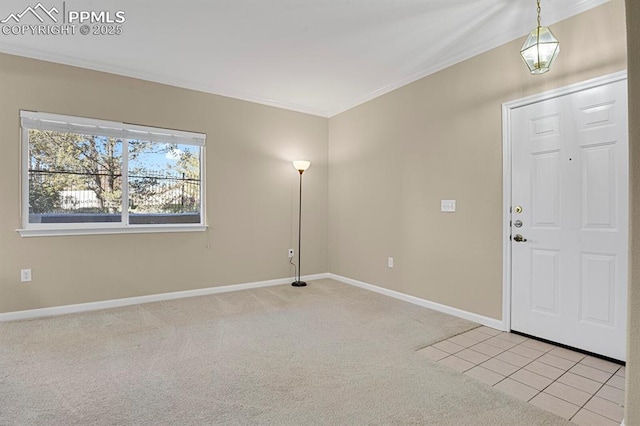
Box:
<box><xmin>292</xmin><ymin>160</ymin><xmax>310</xmax><ymax>287</ymax></box>
<box><xmin>293</xmin><ymin>160</ymin><xmax>311</xmax><ymax>172</ymax></box>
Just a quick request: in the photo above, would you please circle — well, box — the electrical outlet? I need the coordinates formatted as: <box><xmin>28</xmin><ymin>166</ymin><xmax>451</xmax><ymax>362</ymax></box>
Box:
<box><xmin>441</xmin><ymin>200</ymin><xmax>456</xmax><ymax>212</ymax></box>
<box><xmin>288</xmin><ymin>249</ymin><xmax>294</xmax><ymax>258</ymax></box>
<box><xmin>21</xmin><ymin>269</ymin><xmax>32</xmax><ymax>282</ymax></box>
<box><xmin>388</xmin><ymin>257</ymin><xmax>394</xmax><ymax>268</ymax></box>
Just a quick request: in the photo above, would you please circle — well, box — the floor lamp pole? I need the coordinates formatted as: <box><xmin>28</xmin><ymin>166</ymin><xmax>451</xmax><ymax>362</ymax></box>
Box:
<box><xmin>292</xmin><ymin>160</ymin><xmax>310</xmax><ymax>287</ymax></box>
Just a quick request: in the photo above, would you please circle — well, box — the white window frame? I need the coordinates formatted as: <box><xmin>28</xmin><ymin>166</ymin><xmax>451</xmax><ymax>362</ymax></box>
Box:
<box><xmin>17</xmin><ymin>111</ymin><xmax>207</xmax><ymax>237</ymax></box>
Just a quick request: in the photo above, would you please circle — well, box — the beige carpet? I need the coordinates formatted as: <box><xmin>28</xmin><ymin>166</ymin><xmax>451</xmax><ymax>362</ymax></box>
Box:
<box><xmin>0</xmin><ymin>279</ymin><xmax>569</xmax><ymax>425</ymax></box>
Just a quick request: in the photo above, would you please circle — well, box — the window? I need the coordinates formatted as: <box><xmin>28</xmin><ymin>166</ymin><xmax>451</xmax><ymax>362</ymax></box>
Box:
<box><xmin>19</xmin><ymin>111</ymin><xmax>206</xmax><ymax>237</ymax></box>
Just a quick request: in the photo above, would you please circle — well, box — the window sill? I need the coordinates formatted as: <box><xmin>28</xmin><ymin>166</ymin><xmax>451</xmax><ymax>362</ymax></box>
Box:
<box><xmin>16</xmin><ymin>225</ymin><xmax>208</xmax><ymax>238</ymax></box>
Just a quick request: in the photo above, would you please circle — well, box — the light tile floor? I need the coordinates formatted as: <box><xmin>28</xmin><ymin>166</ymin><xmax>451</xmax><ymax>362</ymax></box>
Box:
<box><xmin>418</xmin><ymin>326</ymin><xmax>625</xmax><ymax>425</ymax></box>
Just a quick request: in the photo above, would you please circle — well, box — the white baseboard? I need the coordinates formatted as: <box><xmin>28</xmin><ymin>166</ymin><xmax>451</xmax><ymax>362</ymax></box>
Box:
<box><xmin>328</xmin><ymin>273</ymin><xmax>505</xmax><ymax>330</ymax></box>
<box><xmin>0</xmin><ymin>272</ymin><xmax>504</xmax><ymax>331</ymax></box>
<box><xmin>0</xmin><ymin>273</ymin><xmax>330</xmax><ymax>322</ymax></box>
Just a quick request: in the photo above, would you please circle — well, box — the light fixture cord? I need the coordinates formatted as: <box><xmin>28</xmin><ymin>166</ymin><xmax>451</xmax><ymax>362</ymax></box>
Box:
<box><xmin>537</xmin><ymin>0</ymin><xmax>541</xmax><ymax>27</ymax></box>
<box><xmin>536</xmin><ymin>0</ymin><xmax>542</xmax><ymax>70</ymax></box>
<box><xmin>289</xmin><ymin>252</ymin><xmax>297</xmax><ymax>280</ymax></box>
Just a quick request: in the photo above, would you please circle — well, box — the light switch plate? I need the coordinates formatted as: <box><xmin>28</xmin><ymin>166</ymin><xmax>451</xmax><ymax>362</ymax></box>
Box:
<box><xmin>441</xmin><ymin>200</ymin><xmax>456</xmax><ymax>212</ymax></box>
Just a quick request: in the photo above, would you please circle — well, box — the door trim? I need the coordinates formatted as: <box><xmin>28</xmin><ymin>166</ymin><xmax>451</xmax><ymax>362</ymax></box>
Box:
<box><xmin>501</xmin><ymin>70</ymin><xmax>628</xmax><ymax>331</ymax></box>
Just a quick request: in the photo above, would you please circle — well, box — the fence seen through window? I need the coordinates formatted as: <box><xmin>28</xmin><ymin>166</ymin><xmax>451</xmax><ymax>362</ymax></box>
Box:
<box><xmin>22</xmin><ymin>112</ymin><xmax>205</xmax><ymax>230</ymax></box>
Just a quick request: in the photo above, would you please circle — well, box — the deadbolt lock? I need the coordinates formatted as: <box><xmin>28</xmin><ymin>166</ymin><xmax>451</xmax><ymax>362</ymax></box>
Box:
<box><xmin>514</xmin><ymin>206</ymin><xmax>523</xmax><ymax>214</ymax></box>
<box><xmin>514</xmin><ymin>220</ymin><xmax>523</xmax><ymax>228</ymax></box>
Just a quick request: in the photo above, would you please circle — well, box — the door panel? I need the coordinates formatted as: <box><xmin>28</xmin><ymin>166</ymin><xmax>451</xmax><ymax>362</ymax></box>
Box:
<box><xmin>510</xmin><ymin>79</ymin><xmax>628</xmax><ymax>361</ymax></box>
<box><xmin>579</xmin><ymin>252</ymin><xmax>616</xmax><ymax>326</ymax></box>
<box><xmin>530</xmin><ymin>249</ymin><xmax>560</xmax><ymax>314</ymax></box>
<box><xmin>582</xmin><ymin>143</ymin><xmax>616</xmax><ymax>228</ymax></box>
<box><xmin>531</xmin><ymin>151</ymin><xmax>561</xmax><ymax>227</ymax></box>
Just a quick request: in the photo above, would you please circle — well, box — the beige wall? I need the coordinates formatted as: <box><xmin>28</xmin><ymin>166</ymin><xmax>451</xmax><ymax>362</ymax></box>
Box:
<box><xmin>0</xmin><ymin>54</ymin><xmax>329</xmax><ymax>313</ymax></box>
<box><xmin>625</xmin><ymin>0</ymin><xmax>639</xmax><ymax>423</ymax></box>
<box><xmin>0</xmin><ymin>3</ymin><xmax>636</xmax><ymax>419</ymax></box>
<box><xmin>328</xmin><ymin>0</ymin><xmax>627</xmax><ymax>319</ymax></box>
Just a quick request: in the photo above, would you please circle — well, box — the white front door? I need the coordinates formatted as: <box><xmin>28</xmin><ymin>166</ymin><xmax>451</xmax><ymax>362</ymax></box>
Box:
<box><xmin>510</xmin><ymin>78</ymin><xmax>628</xmax><ymax>361</ymax></box>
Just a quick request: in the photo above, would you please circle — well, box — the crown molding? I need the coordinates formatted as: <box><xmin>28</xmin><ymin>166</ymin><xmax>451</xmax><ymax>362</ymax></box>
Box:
<box><xmin>327</xmin><ymin>0</ymin><xmax>611</xmax><ymax>117</ymax></box>
<box><xmin>0</xmin><ymin>42</ymin><xmax>330</xmax><ymax>118</ymax></box>
<box><xmin>0</xmin><ymin>0</ymin><xmax>608</xmax><ymax>119</ymax></box>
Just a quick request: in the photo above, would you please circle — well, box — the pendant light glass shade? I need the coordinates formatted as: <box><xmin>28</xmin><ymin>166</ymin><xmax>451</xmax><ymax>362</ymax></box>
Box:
<box><xmin>520</xmin><ymin>25</ymin><xmax>560</xmax><ymax>75</ymax></box>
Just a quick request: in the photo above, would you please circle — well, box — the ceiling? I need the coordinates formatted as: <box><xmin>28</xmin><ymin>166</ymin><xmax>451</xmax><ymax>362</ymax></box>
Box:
<box><xmin>0</xmin><ymin>0</ymin><xmax>609</xmax><ymax>117</ymax></box>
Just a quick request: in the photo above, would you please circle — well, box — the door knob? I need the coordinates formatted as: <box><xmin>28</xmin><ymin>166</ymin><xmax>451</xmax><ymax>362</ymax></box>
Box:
<box><xmin>513</xmin><ymin>234</ymin><xmax>527</xmax><ymax>242</ymax></box>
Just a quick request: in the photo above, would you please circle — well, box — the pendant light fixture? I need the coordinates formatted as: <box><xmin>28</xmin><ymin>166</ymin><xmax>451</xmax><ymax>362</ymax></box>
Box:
<box><xmin>520</xmin><ymin>0</ymin><xmax>560</xmax><ymax>75</ymax></box>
